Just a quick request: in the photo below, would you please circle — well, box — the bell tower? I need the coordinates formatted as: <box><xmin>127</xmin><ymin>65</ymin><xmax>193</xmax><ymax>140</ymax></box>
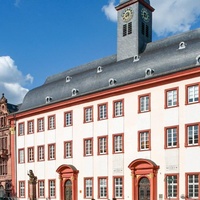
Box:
<box><xmin>116</xmin><ymin>0</ymin><xmax>154</xmax><ymax>61</ymax></box>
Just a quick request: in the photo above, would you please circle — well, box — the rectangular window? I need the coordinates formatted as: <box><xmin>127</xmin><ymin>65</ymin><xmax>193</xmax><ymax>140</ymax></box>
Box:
<box><xmin>98</xmin><ymin>177</ymin><xmax>108</xmax><ymax>199</ymax></box>
<box><xmin>113</xmin><ymin>177</ymin><xmax>123</xmax><ymax>198</ymax></box>
<box><xmin>139</xmin><ymin>94</ymin><xmax>150</xmax><ymax>113</ymax></box>
<box><xmin>123</xmin><ymin>24</ymin><xmax>127</xmax><ymax>37</ymax></box>
<box><xmin>84</xmin><ymin>138</ymin><xmax>93</xmax><ymax>156</ymax></box>
<box><xmin>165</xmin><ymin>88</ymin><xmax>178</xmax><ymax>108</ymax></box>
<box><xmin>49</xmin><ymin>179</ymin><xmax>56</xmax><ymax>198</ymax></box>
<box><xmin>18</xmin><ymin>122</ymin><xmax>25</xmax><ymax>136</ymax></box>
<box><xmin>19</xmin><ymin>181</ymin><xmax>25</xmax><ymax>198</ymax></box>
<box><xmin>186</xmin><ymin>84</ymin><xmax>199</xmax><ymax>104</ymax></box>
<box><xmin>64</xmin><ymin>141</ymin><xmax>72</xmax><ymax>158</ymax></box>
<box><xmin>0</xmin><ymin>160</ymin><xmax>7</xmax><ymax>175</ymax></box>
<box><xmin>138</xmin><ymin>130</ymin><xmax>150</xmax><ymax>151</ymax></box>
<box><xmin>38</xmin><ymin>180</ymin><xmax>45</xmax><ymax>198</ymax></box>
<box><xmin>18</xmin><ymin>148</ymin><xmax>25</xmax><ymax>163</ymax></box>
<box><xmin>113</xmin><ymin>99</ymin><xmax>124</xmax><ymax>117</ymax></box>
<box><xmin>187</xmin><ymin>174</ymin><xmax>199</xmax><ymax>198</ymax></box>
<box><xmin>84</xmin><ymin>178</ymin><xmax>93</xmax><ymax>198</ymax></box>
<box><xmin>28</xmin><ymin>147</ymin><xmax>34</xmax><ymax>162</ymax></box>
<box><xmin>98</xmin><ymin>103</ymin><xmax>108</xmax><ymax>120</ymax></box>
<box><xmin>128</xmin><ymin>22</ymin><xmax>132</xmax><ymax>34</ymax></box>
<box><xmin>37</xmin><ymin>118</ymin><xmax>44</xmax><ymax>132</ymax></box>
<box><xmin>98</xmin><ymin>136</ymin><xmax>108</xmax><ymax>155</ymax></box>
<box><xmin>84</xmin><ymin>106</ymin><xmax>93</xmax><ymax>123</ymax></box>
<box><xmin>165</xmin><ymin>174</ymin><xmax>178</xmax><ymax>199</ymax></box>
<box><xmin>165</xmin><ymin>126</ymin><xmax>179</xmax><ymax>148</ymax></box>
<box><xmin>113</xmin><ymin>134</ymin><xmax>124</xmax><ymax>153</ymax></box>
<box><xmin>48</xmin><ymin>143</ymin><xmax>56</xmax><ymax>160</ymax></box>
<box><xmin>27</xmin><ymin>120</ymin><xmax>34</xmax><ymax>134</ymax></box>
<box><xmin>48</xmin><ymin>115</ymin><xmax>55</xmax><ymax>130</ymax></box>
<box><xmin>64</xmin><ymin>111</ymin><xmax>72</xmax><ymax>127</ymax></box>
<box><xmin>186</xmin><ymin>124</ymin><xmax>199</xmax><ymax>146</ymax></box>
<box><xmin>38</xmin><ymin>145</ymin><xmax>45</xmax><ymax>161</ymax></box>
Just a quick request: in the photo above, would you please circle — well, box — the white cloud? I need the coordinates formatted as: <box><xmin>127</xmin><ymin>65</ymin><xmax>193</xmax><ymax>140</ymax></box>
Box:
<box><xmin>0</xmin><ymin>56</ymin><xmax>33</xmax><ymax>105</ymax></box>
<box><xmin>102</xmin><ymin>0</ymin><xmax>200</xmax><ymax>37</ymax></box>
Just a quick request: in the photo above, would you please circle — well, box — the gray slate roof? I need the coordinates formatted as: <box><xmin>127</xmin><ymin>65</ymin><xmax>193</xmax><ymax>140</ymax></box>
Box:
<box><xmin>19</xmin><ymin>28</ymin><xmax>200</xmax><ymax>112</ymax></box>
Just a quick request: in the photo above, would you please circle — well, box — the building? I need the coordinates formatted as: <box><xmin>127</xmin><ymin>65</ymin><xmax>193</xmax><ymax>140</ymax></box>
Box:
<box><xmin>9</xmin><ymin>0</ymin><xmax>200</xmax><ymax>199</ymax></box>
<box><xmin>0</xmin><ymin>94</ymin><xmax>18</xmax><ymax>198</ymax></box>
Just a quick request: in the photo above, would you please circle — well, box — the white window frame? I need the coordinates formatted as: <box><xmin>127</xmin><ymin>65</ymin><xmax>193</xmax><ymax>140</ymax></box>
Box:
<box><xmin>49</xmin><ymin>180</ymin><xmax>56</xmax><ymax>198</ymax></box>
<box><xmin>187</xmin><ymin>125</ymin><xmax>199</xmax><ymax>146</ymax></box>
<box><xmin>38</xmin><ymin>146</ymin><xmax>45</xmax><ymax>161</ymax></box>
<box><xmin>84</xmin><ymin>139</ymin><xmax>92</xmax><ymax>156</ymax></box>
<box><xmin>48</xmin><ymin>144</ymin><xmax>55</xmax><ymax>160</ymax></box>
<box><xmin>85</xmin><ymin>178</ymin><xmax>92</xmax><ymax>198</ymax></box>
<box><xmin>114</xmin><ymin>135</ymin><xmax>123</xmax><ymax>153</ymax></box>
<box><xmin>99</xmin><ymin>137</ymin><xmax>107</xmax><ymax>155</ymax></box>
<box><xmin>99</xmin><ymin>104</ymin><xmax>107</xmax><ymax>120</ymax></box>
<box><xmin>28</xmin><ymin>147</ymin><xmax>34</xmax><ymax>162</ymax></box>
<box><xmin>167</xmin><ymin>90</ymin><xmax>177</xmax><ymax>107</ymax></box>
<box><xmin>167</xmin><ymin>128</ymin><xmax>177</xmax><ymax>148</ymax></box>
<box><xmin>114</xmin><ymin>100</ymin><xmax>123</xmax><ymax>117</ymax></box>
<box><xmin>140</xmin><ymin>95</ymin><xmax>150</xmax><ymax>112</ymax></box>
<box><xmin>85</xmin><ymin>107</ymin><xmax>93</xmax><ymax>122</ymax></box>
<box><xmin>114</xmin><ymin>177</ymin><xmax>123</xmax><ymax>198</ymax></box>
<box><xmin>65</xmin><ymin>141</ymin><xmax>72</xmax><ymax>158</ymax></box>
<box><xmin>38</xmin><ymin>180</ymin><xmax>45</xmax><ymax>198</ymax></box>
<box><xmin>188</xmin><ymin>174</ymin><xmax>199</xmax><ymax>198</ymax></box>
<box><xmin>188</xmin><ymin>85</ymin><xmax>199</xmax><ymax>103</ymax></box>
<box><xmin>140</xmin><ymin>131</ymin><xmax>150</xmax><ymax>150</ymax></box>
<box><xmin>99</xmin><ymin>178</ymin><xmax>107</xmax><ymax>198</ymax></box>
<box><xmin>65</xmin><ymin>111</ymin><xmax>72</xmax><ymax>126</ymax></box>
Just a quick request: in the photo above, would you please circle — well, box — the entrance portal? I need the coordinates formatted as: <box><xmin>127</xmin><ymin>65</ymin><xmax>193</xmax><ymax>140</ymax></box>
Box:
<box><xmin>139</xmin><ymin>177</ymin><xmax>150</xmax><ymax>200</ymax></box>
<box><xmin>65</xmin><ymin>180</ymin><xmax>72</xmax><ymax>200</ymax></box>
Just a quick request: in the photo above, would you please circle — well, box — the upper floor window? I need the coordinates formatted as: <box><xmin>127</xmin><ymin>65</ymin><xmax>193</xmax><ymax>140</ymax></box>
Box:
<box><xmin>113</xmin><ymin>134</ymin><xmax>124</xmax><ymax>154</ymax></box>
<box><xmin>84</xmin><ymin>178</ymin><xmax>93</xmax><ymax>199</ymax></box>
<box><xmin>0</xmin><ymin>160</ymin><xmax>7</xmax><ymax>175</ymax></box>
<box><xmin>48</xmin><ymin>115</ymin><xmax>55</xmax><ymax>130</ymax></box>
<box><xmin>27</xmin><ymin>147</ymin><xmax>34</xmax><ymax>163</ymax></box>
<box><xmin>19</xmin><ymin>181</ymin><xmax>25</xmax><ymax>198</ymax></box>
<box><xmin>84</xmin><ymin>138</ymin><xmax>93</xmax><ymax>156</ymax></box>
<box><xmin>113</xmin><ymin>177</ymin><xmax>124</xmax><ymax>199</ymax></box>
<box><xmin>98</xmin><ymin>136</ymin><xmax>108</xmax><ymax>155</ymax></box>
<box><xmin>113</xmin><ymin>99</ymin><xmax>124</xmax><ymax>117</ymax></box>
<box><xmin>64</xmin><ymin>111</ymin><xmax>72</xmax><ymax>127</ymax></box>
<box><xmin>139</xmin><ymin>94</ymin><xmax>150</xmax><ymax>113</ymax></box>
<box><xmin>165</xmin><ymin>174</ymin><xmax>178</xmax><ymax>199</ymax></box>
<box><xmin>84</xmin><ymin>106</ymin><xmax>93</xmax><ymax>123</ymax></box>
<box><xmin>64</xmin><ymin>141</ymin><xmax>72</xmax><ymax>159</ymax></box>
<box><xmin>165</xmin><ymin>88</ymin><xmax>178</xmax><ymax>108</ymax></box>
<box><xmin>37</xmin><ymin>118</ymin><xmax>44</xmax><ymax>132</ymax></box>
<box><xmin>185</xmin><ymin>123</ymin><xmax>200</xmax><ymax>146</ymax></box>
<box><xmin>38</xmin><ymin>145</ymin><xmax>45</xmax><ymax>161</ymax></box>
<box><xmin>18</xmin><ymin>148</ymin><xmax>25</xmax><ymax>164</ymax></box>
<box><xmin>138</xmin><ymin>130</ymin><xmax>151</xmax><ymax>151</ymax></box>
<box><xmin>27</xmin><ymin>120</ymin><xmax>34</xmax><ymax>134</ymax></box>
<box><xmin>165</xmin><ymin>126</ymin><xmax>179</xmax><ymax>149</ymax></box>
<box><xmin>98</xmin><ymin>103</ymin><xmax>108</xmax><ymax>120</ymax></box>
<box><xmin>186</xmin><ymin>84</ymin><xmax>199</xmax><ymax>104</ymax></box>
<box><xmin>18</xmin><ymin>122</ymin><xmax>25</xmax><ymax>136</ymax></box>
<box><xmin>48</xmin><ymin>143</ymin><xmax>56</xmax><ymax>160</ymax></box>
<box><xmin>186</xmin><ymin>173</ymin><xmax>199</xmax><ymax>199</ymax></box>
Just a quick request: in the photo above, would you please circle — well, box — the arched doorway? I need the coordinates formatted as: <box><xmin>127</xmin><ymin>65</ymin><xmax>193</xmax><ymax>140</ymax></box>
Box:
<box><xmin>128</xmin><ymin>158</ymin><xmax>159</xmax><ymax>200</ymax></box>
<box><xmin>56</xmin><ymin>165</ymin><xmax>79</xmax><ymax>200</ymax></box>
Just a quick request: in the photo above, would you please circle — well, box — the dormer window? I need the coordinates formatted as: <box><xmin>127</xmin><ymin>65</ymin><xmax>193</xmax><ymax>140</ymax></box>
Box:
<box><xmin>196</xmin><ymin>55</ymin><xmax>200</xmax><ymax>65</ymax></box>
<box><xmin>109</xmin><ymin>78</ymin><xmax>117</xmax><ymax>86</ymax></box>
<box><xmin>179</xmin><ymin>41</ymin><xmax>186</xmax><ymax>50</ymax></box>
<box><xmin>72</xmin><ymin>88</ymin><xmax>79</xmax><ymax>96</ymax></box>
<box><xmin>97</xmin><ymin>66</ymin><xmax>103</xmax><ymax>73</ymax></box>
<box><xmin>45</xmin><ymin>96</ymin><xmax>52</xmax><ymax>103</ymax></box>
<box><xmin>66</xmin><ymin>76</ymin><xmax>72</xmax><ymax>83</ymax></box>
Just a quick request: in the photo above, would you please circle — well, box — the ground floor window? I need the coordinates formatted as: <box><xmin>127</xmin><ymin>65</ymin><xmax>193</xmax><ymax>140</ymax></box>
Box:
<box><xmin>19</xmin><ymin>181</ymin><xmax>25</xmax><ymax>198</ymax></box>
<box><xmin>84</xmin><ymin>178</ymin><xmax>93</xmax><ymax>198</ymax></box>
<box><xmin>49</xmin><ymin>179</ymin><xmax>56</xmax><ymax>198</ymax></box>
<box><xmin>165</xmin><ymin>174</ymin><xmax>178</xmax><ymax>199</ymax></box>
<box><xmin>113</xmin><ymin>176</ymin><xmax>123</xmax><ymax>198</ymax></box>
<box><xmin>187</xmin><ymin>173</ymin><xmax>199</xmax><ymax>198</ymax></box>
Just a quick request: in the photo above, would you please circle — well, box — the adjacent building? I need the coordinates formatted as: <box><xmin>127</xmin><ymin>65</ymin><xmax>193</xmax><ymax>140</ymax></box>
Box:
<box><xmin>9</xmin><ymin>0</ymin><xmax>200</xmax><ymax>199</ymax></box>
<box><xmin>0</xmin><ymin>94</ymin><xmax>18</xmax><ymax>198</ymax></box>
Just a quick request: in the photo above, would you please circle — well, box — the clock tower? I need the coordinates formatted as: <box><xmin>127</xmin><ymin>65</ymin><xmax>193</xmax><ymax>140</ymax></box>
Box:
<box><xmin>116</xmin><ymin>0</ymin><xmax>154</xmax><ymax>61</ymax></box>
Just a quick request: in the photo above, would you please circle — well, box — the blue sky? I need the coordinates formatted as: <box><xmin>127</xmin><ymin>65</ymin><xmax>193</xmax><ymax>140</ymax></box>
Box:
<box><xmin>0</xmin><ymin>0</ymin><xmax>200</xmax><ymax>104</ymax></box>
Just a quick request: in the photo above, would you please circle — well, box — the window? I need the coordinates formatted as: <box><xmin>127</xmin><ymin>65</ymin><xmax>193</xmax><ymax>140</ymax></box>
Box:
<box><xmin>49</xmin><ymin>179</ymin><xmax>56</xmax><ymax>198</ymax></box>
<box><xmin>18</xmin><ymin>122</ymin><xmax>25</xmax><ymax>136</ymax></box>
<box><xmin>84</xmin><ymin>106</ymin><xmax>93</xmax><ymax>123</ymax></box>
<box><xmin>38</xmin><ymin>145</ymin><xmax>45</xmax><ymax>161</ymax></box>
<box><xmin>84</xmin><ymin>138</ymin><xmax>93</xmax><ymax>156</ymax></box>
<box><xmin>98</xmin><ymin>177</ymin><xmax>108</xmax><ymax>199</ymax></box>
<box><xmin>98</xmin><ymin>103</ymin><xmax>108</xmax><ymax>120</ymax></box>
<box><xmin>18</xmin><ymin>148</ymin><xmax>25</xmax><ymax>163</ymax></box>
<box><xmin>113</xmin><ymin>99</ymin><xmax>124</xmax><ymax>117</ymax></box>
<box><xmin>64</xmin><ymin>141</ymin><xmax>72</xmax><ymax>158</ymax></box>
<box><xmin>165</xmin><ymin>174</ymin><xmax>178</xmax><ymax>199</ymax></box>
<box><xmin>37</xmin><ymin>118</ymin><xmax>44</xmax><ymax>132</ymax></box>
<box><xmin>48</xmin><ymin>144</ymin><xmax>56</xmax><ymax>160</ymax></box>
<box><xmin>139</xmin><ymin>94</ymin><xmax>150</xmax><ymax>113</ymax></box>
<box><xmin>185</xmin><ymin>123</ymin><xmax>200</xmax><ymax>146</ymax></box>
<box><xmin>165</xmin><ymin>126</ymin><xmax>179</xmax><ymax>148</ymax></box>
<box><xmin>138</xmin><ymin>130</ymin><xmax>150</xmax><ymax>151</ymax></box>
<box><xmin>28</xmin><ymin>147</ymin><xmax>34</xmax><ymax>162</ymax></box>
<box><xmin>38</xmin><ymin>180</ymin><xmax>45</xmax><ymax>198</ymax></box>
<box><xmin>186</xmin><ymin>173</ymin><xmax>199</xmax><ymax>199</ymax></box>
<box><xmin>84</xmin><ymin>178</ymin><xmax>93</xmax><ymax>199</ymax></box>
<box><xmin>113</xmin><ymin>177</ymin><xmax>123</xmax><ymax>198</ymax></box>
<box><xmin>123</xmin><ymin>22</ymin><xmax>132</xmax><ymax>36</ymax></box>
<box><xmin>113</xmin><ymin>134</ymin><xmax>124</xmax><ymax>153</ymax></box>
<box><xmin>27</xmin><ymin>120</ymin><xmax>34</xmax><ymax>134</ymax></box>
<box><xmin>186</xmin><ymin>84</ymin><xmax>199</xmax><ymax>104</ymax></box>
<box><xmin>165</xmin><ymin>88</ymin><xmax>178</xmax><ymax>108</ymax></box>
<box><xmin>64</xmin><ymin>111</ymin><xmax>72</xmax><ymax>127</ymax></box>
<box><xmin>48</xmin><ymin>115</ymin><xmax>55</xmax><ymax>130</ymax></box>
<box><xmin>19</xmin><ymin>181</ymin><xmax>25</xmax><ymax>198</ymax></box>
<box><xmin>98</xmin><ymin>136</ymin><xmax>108</xmax><ymax>155</ymax></box>
<box><xmin>0</xmin><ymin>160</ymin><xmax>7</xmax><ymax>175</ymax></box>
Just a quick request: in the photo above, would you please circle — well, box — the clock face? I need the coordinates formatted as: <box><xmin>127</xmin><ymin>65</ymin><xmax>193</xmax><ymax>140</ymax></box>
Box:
<box><xmin>122</xmin><ymin>8</ymin><xmax>133</xmax><ymax>22</ymax></box>
<box><xmin>141</xmin><ymin>8</ymin><xmax>150</xmax><ymax>22</ymax></box>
